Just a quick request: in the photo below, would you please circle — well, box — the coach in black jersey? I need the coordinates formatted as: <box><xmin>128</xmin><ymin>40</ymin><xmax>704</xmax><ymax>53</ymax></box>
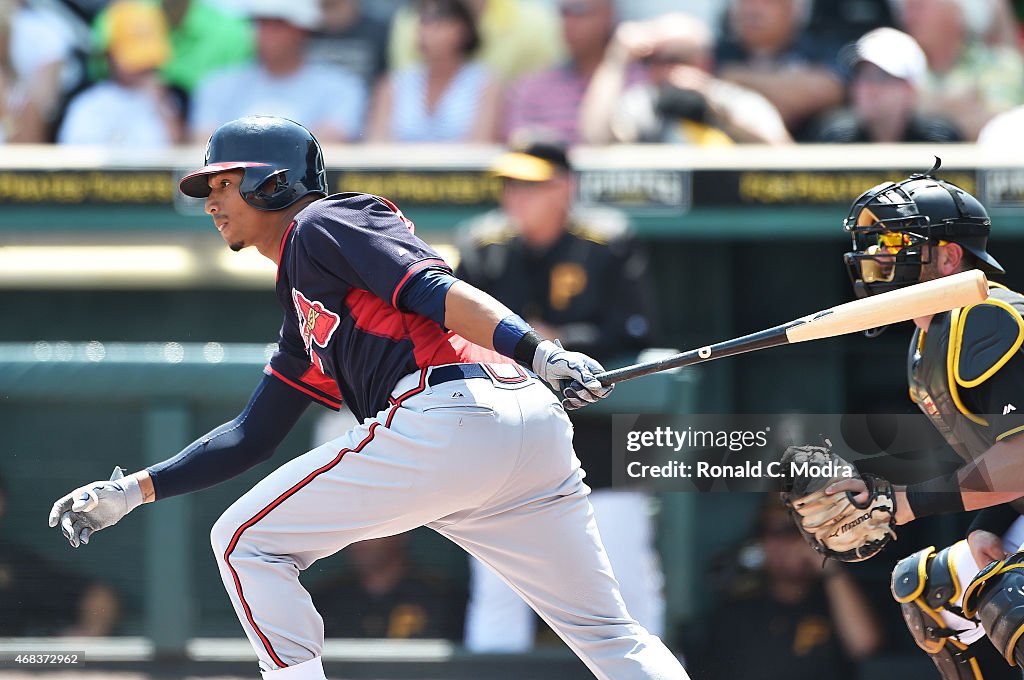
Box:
<box><xmin>457</xmin><ymin>137</ymin><xmax>654</xmax><ymax>361</ymax></box>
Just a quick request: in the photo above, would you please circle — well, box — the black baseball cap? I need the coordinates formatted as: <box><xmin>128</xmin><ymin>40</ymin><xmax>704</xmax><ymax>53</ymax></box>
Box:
<box><xmin>491</xmin><ymin>136</ymin><xmax>572</xmax><ymax>182</ymax></box>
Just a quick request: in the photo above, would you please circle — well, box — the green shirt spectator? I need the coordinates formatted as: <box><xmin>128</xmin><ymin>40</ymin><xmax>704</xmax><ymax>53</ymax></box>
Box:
<box><xmin>92</xmin><ymin>0</ymin><xmax>254</xmax><ymax>94</ymax></box>
<box><xmin>919</xmin><ymin>41</ymin><xmax>1024</xmax><ymax>138</ymax></box>
<box><xmin>900</xmin><ymin>0</ymin><xmax>1024</xmax><ymax>140</ymax></box>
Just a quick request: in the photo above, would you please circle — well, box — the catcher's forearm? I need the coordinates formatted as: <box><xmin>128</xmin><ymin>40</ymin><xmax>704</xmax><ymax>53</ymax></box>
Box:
<box><xmin>907</xmin><ymin>487</ymin><xmax>1020</xmax><ymax>516</ymax></box>
<box><xmin>900</xmin><ymin>438</ymin><xmax>1024</xmax><ymax>520</ymax></box>
<box><xmin>893</xmin><ymin>488</ymin><xmax>914</xmax><ymax>524</ymax></box>
<box><xmin>961</xmin><ymin>489</ymin><xmax>1024</xmax><ymax>511</ymax></box>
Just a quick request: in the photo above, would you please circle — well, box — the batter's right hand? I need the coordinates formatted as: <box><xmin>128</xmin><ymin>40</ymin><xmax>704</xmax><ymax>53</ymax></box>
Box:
<box><xmin>531</xmin><ymin>340</ymin><xmax>614</xmax><ymax>410</ymax></box>
<box><xmin>48</xmin><ymin>467</ymin><xmax>144</xmax><ymax>548</ymax></box>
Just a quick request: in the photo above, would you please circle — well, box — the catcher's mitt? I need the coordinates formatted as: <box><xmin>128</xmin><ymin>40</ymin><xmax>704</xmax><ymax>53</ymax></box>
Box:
<box><xmin>780</xmin><ymin>444</ymin><xmax>897</xmax><ymax>563</ymax></box>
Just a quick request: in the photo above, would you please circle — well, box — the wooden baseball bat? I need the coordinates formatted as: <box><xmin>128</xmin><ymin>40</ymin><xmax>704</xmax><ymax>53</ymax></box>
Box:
<box><xmin>595</xmin><ymin>270</ymin><xmax>989</xmax><ymax>385</ymax></box>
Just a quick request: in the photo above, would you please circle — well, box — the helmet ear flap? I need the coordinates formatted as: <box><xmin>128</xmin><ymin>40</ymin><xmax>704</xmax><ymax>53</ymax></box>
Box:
<box><xmin>243</xmin><ymin>169</ymin><xmax>294</xmax><ymax>209</ymax></box>
<box><xmin>262</xmin><ymin>169</ymin><xmax>289</xmax><ymax>197</ymax></box>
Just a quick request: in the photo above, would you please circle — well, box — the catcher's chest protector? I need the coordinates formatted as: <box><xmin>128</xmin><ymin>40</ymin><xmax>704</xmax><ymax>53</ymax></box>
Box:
<box><xmin>908</xmin><ymin>285</ymin><xmax>1024</xmax><ymax>462</ymax></box>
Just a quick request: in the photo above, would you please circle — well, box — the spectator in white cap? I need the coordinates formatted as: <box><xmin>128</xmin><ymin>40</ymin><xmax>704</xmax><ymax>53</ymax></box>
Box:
<box><xmin>809</xmin><ymin>27</ymin><xmax>961</xmax><ymax>143</ymax></box>
<box><xmin>895</xmin><ymin>0</ymin><xmax>1024</xmax><ymax>140</ymax></box>
<box><xmin>189</xmin><ymin>0</ymin><xmax>367</xmax><ymax>142</ymax></box>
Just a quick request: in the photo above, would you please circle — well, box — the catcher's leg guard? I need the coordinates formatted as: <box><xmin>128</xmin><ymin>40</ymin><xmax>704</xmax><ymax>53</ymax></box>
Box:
<box><xmin>963</xmin><ymin>551</ymin><xmax>1024</xmax><ymax>668</ymax></box>
<box><xmin>892</xmin><ymin>543</ymin><xmax>986</xmax><ymax>679</ymax></box>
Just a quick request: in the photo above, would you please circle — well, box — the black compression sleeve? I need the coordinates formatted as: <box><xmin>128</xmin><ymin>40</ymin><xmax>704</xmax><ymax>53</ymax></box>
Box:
<box><xmin>904</xmin><ymin>473</ymin><xmax>965</xmax><ymax>518</ymax></box>
<box><xmin>968</xmin><ymin>504</ymin><xmax>1021</xmax><ymax>537</ymax></box>
<box><xmin>146</xmin><ymin>374</ymin><xmax>310</xmax><ymax>499</ymax></box>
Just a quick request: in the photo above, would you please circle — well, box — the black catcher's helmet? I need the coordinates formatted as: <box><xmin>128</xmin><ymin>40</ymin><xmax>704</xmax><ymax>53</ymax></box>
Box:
<box><xmin>843</xmin><ymin>159</ymin><xmax>1003</xmax><ymax>299</ymax></box>
<box><xmin>179</xmin><ymin>116</ymin><xmax>328</xmax><ymax>210</ymax></box>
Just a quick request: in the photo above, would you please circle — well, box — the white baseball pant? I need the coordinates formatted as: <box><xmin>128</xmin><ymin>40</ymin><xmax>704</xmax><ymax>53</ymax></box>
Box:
<box><xmin>209</xmin><ymin>364</ymin><xmax>688</xmax><ymax>680</ymax></box>
<box><xmin>465</xmin><ymin>488</ymin><xmax>666</xmax><ymax>651</ymax></box>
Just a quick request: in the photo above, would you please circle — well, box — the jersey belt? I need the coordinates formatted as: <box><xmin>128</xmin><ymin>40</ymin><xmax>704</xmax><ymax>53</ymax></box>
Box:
<box><xmin>427</xmin><ymin>363</ymin><xmax>494</xmax><ymax>387</ymax></box>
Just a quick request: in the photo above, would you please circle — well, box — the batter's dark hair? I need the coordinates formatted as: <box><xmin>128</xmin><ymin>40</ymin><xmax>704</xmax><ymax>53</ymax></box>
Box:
<box><xmin>416</xmin><ymin>0</ymin><xmax>481</xmax><ymax>56</ymax></box>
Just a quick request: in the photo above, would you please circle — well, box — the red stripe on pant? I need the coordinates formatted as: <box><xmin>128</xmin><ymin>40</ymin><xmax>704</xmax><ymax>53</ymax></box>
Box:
<box><xmin>221</xmin><ymin>421</ymin><xmax>382</xmax><ymax>668</ymax></box>
<box><xmin>385</xmin><ymin>369</ymin><xmax>427</xmax><ymax>427</ymax></box>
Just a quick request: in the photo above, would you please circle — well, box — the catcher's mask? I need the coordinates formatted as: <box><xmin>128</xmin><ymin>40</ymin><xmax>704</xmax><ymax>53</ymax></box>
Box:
<box><xmin>843</xmin><ymin>158</ymin><xmax>1003</xmax><ymax>300</ymax></box>
<box><xmin>179</xmin><ymin>116</ymin><xmax>328</xmax><ymax>211</ymax></box>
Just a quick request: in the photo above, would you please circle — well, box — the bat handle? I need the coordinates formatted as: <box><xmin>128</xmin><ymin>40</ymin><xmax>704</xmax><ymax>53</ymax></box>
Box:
<box><xmin>594</xmin><ymin>364</ymin><xmax>661</xmax><ymax>385</ymax></box>
<box><xmin>592</xmin><ymin>325</ymin><xmax>793</xmax><ymax>386</ymax></box>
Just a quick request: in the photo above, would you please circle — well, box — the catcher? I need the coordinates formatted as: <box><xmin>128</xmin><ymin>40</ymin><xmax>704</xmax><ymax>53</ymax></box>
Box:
<box><xmin>782</xmin><ymin>165</ymin><xmax>1024</xmax><ymax>680</ymax></box>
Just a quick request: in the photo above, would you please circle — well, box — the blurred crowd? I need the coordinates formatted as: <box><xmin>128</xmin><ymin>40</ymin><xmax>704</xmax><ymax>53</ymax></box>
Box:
<box><xmin>8</xmin><ymin>0</ymin><xmax>1024</xmax><ymax>148</ymax></box>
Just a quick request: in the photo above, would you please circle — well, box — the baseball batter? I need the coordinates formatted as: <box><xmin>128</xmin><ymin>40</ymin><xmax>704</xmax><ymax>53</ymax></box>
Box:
<box><xmin>47</xmin><ymin>116</ymin><xmax>687</xmax><ymax>680</ymax></box>
<box><xmin>782</xmin><ymin>166</ymin><xmax>1024</xmax><ymax>679</ymax></box>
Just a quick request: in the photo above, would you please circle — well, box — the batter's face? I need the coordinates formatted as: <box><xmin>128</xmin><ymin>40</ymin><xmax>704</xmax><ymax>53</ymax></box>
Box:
<box><xmin>204</xmin><ymin>170</ymin><xmax>270</xmax><ymax>253</ymax></box>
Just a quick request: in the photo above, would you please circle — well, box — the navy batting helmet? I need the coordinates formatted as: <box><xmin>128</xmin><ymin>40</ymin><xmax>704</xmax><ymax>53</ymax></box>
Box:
<box><xmin>843</xmin><ymin>158</ymin><xmax>1003</xmax><ymax>298</ymax></box>
<box><xmin>179</xmin><ymin>116</ymin><xmax>328</xmax><ymax>211</ymax></box>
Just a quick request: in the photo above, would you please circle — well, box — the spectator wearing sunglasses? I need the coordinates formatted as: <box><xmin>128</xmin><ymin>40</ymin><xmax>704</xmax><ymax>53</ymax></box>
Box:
<box><xmin>579</xmin><ymin>12</ymin><xmax>791</xmax><ymax>145</ymax></box>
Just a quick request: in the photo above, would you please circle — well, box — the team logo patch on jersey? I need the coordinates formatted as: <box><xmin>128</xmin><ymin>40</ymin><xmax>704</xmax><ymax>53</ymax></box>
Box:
<box><xmin>292</xmin><ymin>289</ymin><xmax>341</xmax><ymax>351</ymax></box>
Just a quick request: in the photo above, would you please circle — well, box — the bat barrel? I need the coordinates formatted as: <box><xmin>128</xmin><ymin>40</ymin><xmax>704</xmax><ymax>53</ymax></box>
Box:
<box><xmin>593</xmin><ymin>270</ymin><xmax>989</xmax><ymax>387</ymax></box>
<box><xmin>598</xmin><ymin>270</ymin><xmax>987</xmax><ymax>387</ymax></box>
<box><xmin>784</xmin><ymin>269</ymin><xmax>988</xmax><ymax>344</ymax></box>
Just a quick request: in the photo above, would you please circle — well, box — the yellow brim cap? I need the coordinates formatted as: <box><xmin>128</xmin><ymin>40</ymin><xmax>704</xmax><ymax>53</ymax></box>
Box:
<box><xmin>490</xmin><ymin>152</ymin><xmax>557</xmax><ymax>182</ymax></box>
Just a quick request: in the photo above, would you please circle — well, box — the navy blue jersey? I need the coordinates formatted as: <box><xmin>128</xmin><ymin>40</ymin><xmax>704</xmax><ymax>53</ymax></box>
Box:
<box><xmin>266</xmin><ymin>192</ymin><xmax>510</xmax><ymax>422</ymax></box>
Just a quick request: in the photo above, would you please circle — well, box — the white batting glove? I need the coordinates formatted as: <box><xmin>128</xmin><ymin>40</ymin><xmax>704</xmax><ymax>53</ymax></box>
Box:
<box><xmin>48</xmin><ymin>467</ymin><xmax>144</xmax><ymax>548</ymax></box>
<box><xmin>532</xmin><ymin>340</ymin><xmax>614</xmax><ymax>410</ymax></box>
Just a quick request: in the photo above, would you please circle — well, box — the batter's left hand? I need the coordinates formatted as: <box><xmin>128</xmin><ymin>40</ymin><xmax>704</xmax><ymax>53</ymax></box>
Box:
<box><xmin>48</xmin><ymin>467</ymin><xmax>144</xmax><ymax>547</ymax></box>
<box><xmin>532</xmin><ymin>340</ymin><xmax>614</xmax><ymax>410</ymax></box>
